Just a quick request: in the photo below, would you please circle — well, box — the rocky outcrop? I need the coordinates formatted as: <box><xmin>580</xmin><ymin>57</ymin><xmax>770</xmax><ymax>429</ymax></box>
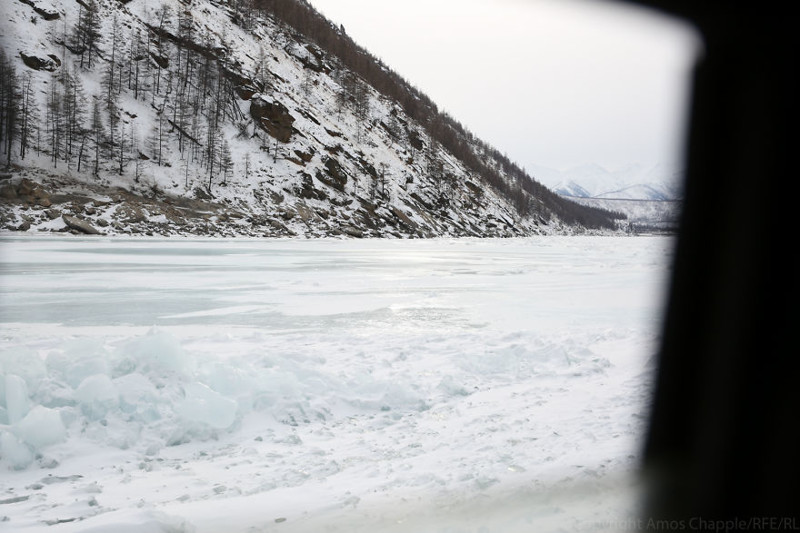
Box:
<box><xmin>316</xmin><ymin>157</ymin><xmax>348</xmax><ymax>192</ymax></box>
<box><xmin>149</xmin><ymin>51</ymin><xmax>169</xmax><ymax>69</ymax></box>
<box><xmin>18</xmin><ymin>0</ymin><xmax>60</xmax><ymax>20</ymax></box>
<box><xmin>391</xmin><ymin>206</ymin><xmax>417</xmax><ymax>230</ymax></box>
<box><xmin>285</xmin><ymin>43</ymin><xmax>329</xmax><ymax>74</ymax></box>
<box><xmin>20</xmin><ymin>52</ymin><xmax>61</xmax><ymax>72</ymax></box>
<box><xmin>1</xmin><ymin>178</ymin><xmax>52</xmax><ymax>206</ymax></box>
<box><xmin>249</xmin><ymin>96</ymin><xmax>295</xmax><ymax>143</ymax></box>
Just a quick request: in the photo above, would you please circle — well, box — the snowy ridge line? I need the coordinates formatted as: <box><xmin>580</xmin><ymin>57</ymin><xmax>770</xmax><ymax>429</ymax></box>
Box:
<box><xmin>532</xmin><ymin>162</ymin><xmax>685</xmax><ymax>203</ymax></box>
<box><xmin>560</xmin><ymin>195</ymin><xmax>682</xmax><ymax>204</ymax></box>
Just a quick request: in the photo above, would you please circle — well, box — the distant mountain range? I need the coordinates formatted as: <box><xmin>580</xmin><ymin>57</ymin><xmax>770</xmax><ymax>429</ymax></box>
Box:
<box><xmin>525</xmin><ymin>163</ymin><xmax>684</xmax><ymax>233</ymax></box>
<box><xmin>530</xmin><ymin>163</ymin><xmax>685</xmax><ymax>201</ymax></box>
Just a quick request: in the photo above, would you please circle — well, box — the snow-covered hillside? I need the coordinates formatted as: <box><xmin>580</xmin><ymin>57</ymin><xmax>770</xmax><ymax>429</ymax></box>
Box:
<box><xmin>0</xmin><ymin>0</ymin><xmax>621</xmax><ymax>237</ymax></box>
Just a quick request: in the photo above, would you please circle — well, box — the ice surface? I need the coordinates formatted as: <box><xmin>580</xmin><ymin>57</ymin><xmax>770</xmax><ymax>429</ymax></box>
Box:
<box><xmin>115</xmin><ymin>373</ymin><xmax>160</xmax><ymax>420</ymax></box>
<box><xmin>15</xmin><ymin>405</ymin><xmax>66</xmax><ymax>448</ymax></box>
<box><xmin>0</xmin><ymin>346</ymin><xmax>47</xmax><ymax>391</ymax></box>
<box><xmin>53</xmin><ymin>339</ymin><xmax>111</xmax><ymax>388</ymax></box>
<box><xmin>0</xmin><ymin>235</ymin><xmax>673</xmax><ymax>531</ymax></box>
<box><xmin>119</xmin><ymin>329</ymin><xmax>197</xmax><ymax>380</ymax></box>
<box><xmin>4</xmin><ymin>374</ymin><xmax>30</xmax><ymax>425</ymax></box>
<box><xmin>178</xmin><ymin>382</ymin><xmax>238</xmax><ymax>430</ymax></box>
<box><xmin>0</xmin><ymin>430</ymin><xmax>34</xmax><ymax>469</ymax></box>
<box><xmin>73</xmin><ymin>512</ymin><xmax>195</xmax><ymax>533</ymax></box>
<box><xmin>75</xmin><ymin>374</ymin><xmax>120</xmax><ymax>419</ymax></box>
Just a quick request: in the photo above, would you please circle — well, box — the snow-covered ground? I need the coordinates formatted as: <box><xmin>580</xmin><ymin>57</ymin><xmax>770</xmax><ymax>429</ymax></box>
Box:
<box><xmin>0</xmin><ymin>235</ymin><xmax>674</xmax><ymax>532</ymax></box>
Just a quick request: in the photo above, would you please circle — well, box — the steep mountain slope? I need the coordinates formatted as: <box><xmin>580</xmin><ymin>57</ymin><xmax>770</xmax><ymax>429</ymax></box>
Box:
<box><xmin>0</xmin><ymin>0</ymin><xmax>622</xmax><ymax>237</ymax></box>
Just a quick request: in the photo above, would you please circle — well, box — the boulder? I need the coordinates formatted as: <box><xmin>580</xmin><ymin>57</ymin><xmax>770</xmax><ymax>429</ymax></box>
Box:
<box><xmin>250</xmin><ymin>95</ymin><xmax>295</xmax><ymax>143</ymax></box>
<box><xmin>149</xmin><ymin>51</ymin><xmax>169</xmax><ymax>69</ymax></box>
<box><xmin>16</xmin><ymin>178</ymin><xmax>35</xmax><ymax>196</ymax></box>
<box><xmin>293</xmin><ymin>148</ymin><xmax>314</xmax><ymax>164</ymax></box>
<box><xmin>406</xmin><ymin>128</ymin><xmax>424</xmax><ymax>151</ymax></box>
<box><xmin>235</xmin><ymin>85</ymin><xmax>258</xmax><ymax>100</ymax></box>
<box><xmin>343</xmin><ymin>226</ymin><xmax>363</xmax><ymax>238</ymax></box>
<box><xmin>18</xmin><ymin>0</ymin><xmax>60</xmax><ymax>20</ymax></box>
<box><xmin>62</xmin><ymin>215</ymin><xmax>102</xmax><ymax>235</ymax></box>
<box><xmin>284</xmin><ymin>42</ymin><xmax>327</xmax><ymax>73</ymax></box>
<box><xmin>118</xmin><ymin>205</ymin><xmax>145</xmax><ymax>224</ymax></box>
<box><xmin>20</xmin><ymin>52</ymin><xmax>60</xmax><ymax>72</ymax></box>
<box><xmin>0</xmin><ymin>184</ymin><xmax>17</xmax><ymax>200</ymax></box>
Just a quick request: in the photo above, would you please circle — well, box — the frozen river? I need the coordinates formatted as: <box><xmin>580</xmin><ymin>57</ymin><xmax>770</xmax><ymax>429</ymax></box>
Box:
<box><xmin>0</xmin><ymin>235</ymin><xmax>673</xmax><ymax>532</ymax></box>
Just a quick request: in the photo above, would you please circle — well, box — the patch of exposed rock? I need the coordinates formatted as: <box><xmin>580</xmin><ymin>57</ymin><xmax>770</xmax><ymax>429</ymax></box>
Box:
<box><xmin>20</xmin><ymin>52</ymin><xmax>61</xmax><ymax>72</ymax></box>
<box><xmin>250</xmin><ymin>96</ymin><xmax>296</xmax><ymax>143</ymax></box>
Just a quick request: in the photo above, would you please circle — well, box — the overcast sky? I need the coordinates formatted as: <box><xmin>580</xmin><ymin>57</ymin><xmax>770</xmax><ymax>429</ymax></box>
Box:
<box><xmin>305</xmin><ymin>0</ymin><xmax>701</xmax><ymax>173</ymax></box>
